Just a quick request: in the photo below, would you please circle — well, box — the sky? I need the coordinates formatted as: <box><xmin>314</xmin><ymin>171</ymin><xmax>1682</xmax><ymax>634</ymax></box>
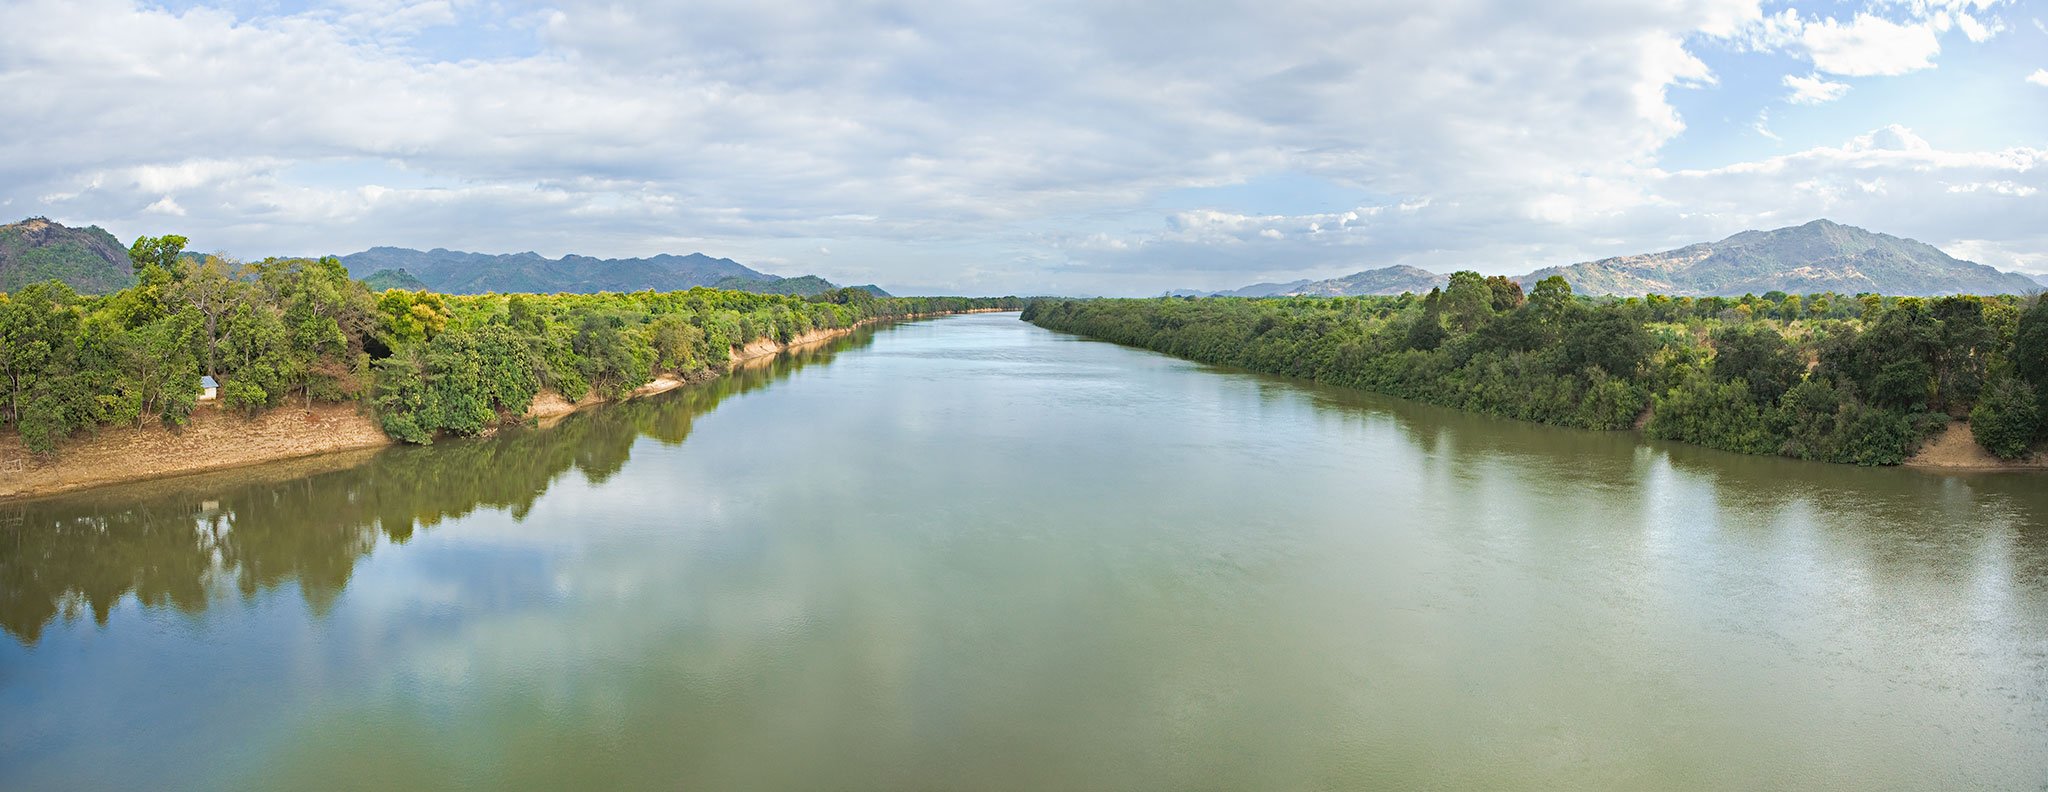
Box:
<box><xmin>1</xmin><ymin>0</ymin><xmax>2044</xmax><ymax>296</ymax></box>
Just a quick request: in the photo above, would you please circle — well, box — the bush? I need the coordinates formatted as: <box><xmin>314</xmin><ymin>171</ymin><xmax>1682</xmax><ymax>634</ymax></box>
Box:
<box><xmin>1970</xmin><ymin>378</ymin><xmax>2040</xmax><ymax>460</ymax></box>
<box><xmin>1647</xmin><ymin>375</ymin><xmax>1774</xmax><ymax>455</ymax></box>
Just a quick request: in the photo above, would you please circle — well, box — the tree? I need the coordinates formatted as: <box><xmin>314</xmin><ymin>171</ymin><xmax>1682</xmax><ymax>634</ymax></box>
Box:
<box><xmin>1560</xmin><ymin>308</ymin><xmax>1651</xmax><ymax>377</ymax></box>
<box><xmin>1404</xmin><ymin>288</ymin><xmax>1447</xmax><ymax>351</ymax></box>
<box><xmin>1528</xmin><ymin>276</ymin><xmax>1574</xmax><ymax>324</ymax></box>
<box><xmin>167</xmin><ymin>255</ymin><xmax>247</xmax><ymax>379</ymax></box>
<box><xmin>127</xmin><ymin>234</ymin><xmax>188</xmax><ymax>276</ymax></box>
<box><xmin>1970</xmin><ymin>377</ymin><xmax>2039</xmax><ymax>459</ymax></box>
<box><xmin>1441</xmin><ymin>271</ymin><xmax>1494</xmax><ymax>332</ymax></box>
<box><xmin>1484</xmin><ymin>276</ymin><xmax>1526</xmax><ymax>313</ymax></box>
<box><xmin>0</xmin><ymin>281</ymin><xmax>81</xmax><ymax>432</ymax></box>
<box><xmin>1710</xmin><ymin>324</ymin><xmax>1803</xmax><ymax>403</ymax></box>
<box><xmin>377</xmin><ymin>290</ymin><xmax>450</xmax><ymax>347</ymax></box>
<box><xmin>1929</xmin><ymin>295</ymin><xmax>2001</xmax><ymax>415</ymax></box>
<box><xmin>2012</xmin><ymin>297</ymin><xmax>2048</xmax><ymax>414</ymax></box>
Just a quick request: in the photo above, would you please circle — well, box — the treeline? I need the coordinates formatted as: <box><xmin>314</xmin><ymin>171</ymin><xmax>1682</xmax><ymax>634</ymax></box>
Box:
<box><xmin>1023</xmin><ymin>275</ymin><xmax>2048</xmax><ymax>465</ymax></box>
<box><xmin>1</xmin><ymin>233</ymin><xmax>1019</xmax><ymax>453</ymax></box>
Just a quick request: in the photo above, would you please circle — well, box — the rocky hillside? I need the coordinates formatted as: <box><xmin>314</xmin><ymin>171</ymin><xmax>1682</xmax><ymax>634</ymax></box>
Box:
<box><xmin>1518</xmin><ymin>219</ymin><xmax>2039</xmax><ymax>296</ymax></box>
<box><xmin>0</xmin><ymin>217</ymin><xmax>135</xmax><ymax>294</ymax></box>
<box><xmin>1217</xmin><ymin>279</ymin><xmax>1314</xmax><ymax>297</ymax></box>
<box><xmin>1281</xmin><ymin>265</ymin><xmax>1448</xmax><ymax>296</ymax></box>
<box><xmin>1179</xmin><ymin>267</ymin><xmax>1444</xmax><ymax>298</ymax></box>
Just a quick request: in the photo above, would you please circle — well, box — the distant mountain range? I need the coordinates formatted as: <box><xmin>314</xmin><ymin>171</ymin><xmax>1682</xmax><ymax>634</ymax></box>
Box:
<box><xmin>335</xmin><ymin>246</ymin><xmax>889</xmax><ymax>296</ymax></box>
<box><xmin>1185</xmin><ymin>220</ymin><xmax>2043</xmax><ymax>298</ymax></box>
<box><xmin>0</xmin><ymin>218</ymin><xmax>885</xmax><ymax>297</ymax></box>
<box><xmin>0</xmin><ymin>217</ymin><xmax>134</xmax><ymax>293</ymax></box>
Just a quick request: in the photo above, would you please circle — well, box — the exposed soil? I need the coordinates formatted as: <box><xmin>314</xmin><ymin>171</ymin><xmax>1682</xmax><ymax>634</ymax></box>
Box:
<box><xmin>1904</xmin><ymin>421</ymin><xmax>2048</xmax><ymax>471</ymax></box>
<box><xmin>0</xmin><ymin>402</ymin><xmax>392</xmax><ymax>500</ymax></box>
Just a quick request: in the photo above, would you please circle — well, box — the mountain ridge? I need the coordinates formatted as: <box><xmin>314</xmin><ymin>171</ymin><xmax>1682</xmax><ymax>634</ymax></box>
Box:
<box><xmin>1515</xmin><ymin>219</ymin><xmax>2037</xmax><ymax>296</ymax></box>
<box><xmin>1195</xmin><ymin>220</ymin><xmax>2040</xmax><ymax>298</ymax></box>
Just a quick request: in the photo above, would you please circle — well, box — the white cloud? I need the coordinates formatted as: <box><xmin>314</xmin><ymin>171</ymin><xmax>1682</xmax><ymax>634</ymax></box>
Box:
<box><xmin>1801</xmin><ymin>13</ymin><xmax>1941</xmax><ymax>76</ymax></box>
<box><xmin>0</xmin><ymin>0</ymin><xmax>2039</xmax><ymax>295</ymax></box>
<box><xmin>2028</xmin><ymin>69</ymin><xmax>2048</xmax><ymax>87</ymax></box>
<box><xmin>1953</xmin><ymin>12</ymin><xmax>2000</xmax><ymax>42</ymax></box>
<box><xmin>144</xmin><ymin>195</ymin><xmax>186</xmax><ymax>216</ymax></box>
<box><xmin>1782</xmin><ymin>72</ymin><xmax>1851</xmax><ymax>104</ymax></box>
<box><xmin>1065</xmin><ymin>125</ymin><xmax>2046</xmax><ymax>290</ymax></box>
<box><xmin>1752</xmin><ymin>109</ymin><xmax>1783</xmax><ymax>141</ymax></box>
<box><xmin>1844</xmin><ymin>124</ymin><xmax>1934</xmax><ymax>152</ymax></box>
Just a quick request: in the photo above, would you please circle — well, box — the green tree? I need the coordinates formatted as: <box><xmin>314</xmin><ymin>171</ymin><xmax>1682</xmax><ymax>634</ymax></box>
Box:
<box><xmin>1710</xmin><ymin>324</ymin><xmax>1803</xmax><ymax>403</ymax></box>
<box><xmin>127</xmin><ymin>234</ymin><xmax>188</xmax><ymax>276</ymax></box>
<box><xmin>1441</xmin><ymin>271</ymin><xmax>1494</xmax><ymax>332</ymax></box>
<box><xmin>1970</xmin><ymin>377</ymin><xmax>2039</xmax><ymax>459</ymax></box>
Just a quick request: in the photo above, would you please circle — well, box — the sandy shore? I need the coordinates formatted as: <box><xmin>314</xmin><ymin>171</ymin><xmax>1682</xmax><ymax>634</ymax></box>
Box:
<box><xmin>1903</xmin><ymin>421</ymin><xmax>2048</xmax><ymax>471</ymax></box>
<box><xmin>2</xmin><ymin>309</ymin><xmax>1011</xmax><ymax>501</ymax></box>
<box><xmin>0</xmin><ymin>402</ymin><xmax>394</xmax><ymax>501</ymax></box>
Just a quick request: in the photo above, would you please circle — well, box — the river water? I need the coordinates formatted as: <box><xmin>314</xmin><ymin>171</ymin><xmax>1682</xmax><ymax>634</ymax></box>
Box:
<box><xmin>3</xmin><ymin>312</ymin><xmax>2045</xmax><ymax>790</ymax></box>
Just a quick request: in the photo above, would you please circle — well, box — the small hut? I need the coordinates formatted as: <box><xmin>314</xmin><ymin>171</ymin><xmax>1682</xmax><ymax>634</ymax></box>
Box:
<box><xmin>199</xmin><ymin>375</ymin><xmax>219</xmax><ymax>401</ymax></box>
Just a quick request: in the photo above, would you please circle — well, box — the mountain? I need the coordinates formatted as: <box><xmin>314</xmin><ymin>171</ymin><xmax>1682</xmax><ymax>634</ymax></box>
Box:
<box><xmin>2031</xmin><ymin>273</ymin><xmax>2048</xmax><ymax>288</ymax></box>
<box><xmin>335</xmin><ymin>247</ymin><xmax>778</xmax><ymax>294</ymax></box>
<box><xmin>1220</xmin><ymin>279</ymin><xmax>1315</xmax><ymax>297</ymax></box>
<box><xmin>1174</xmin><ymin>270</ymin><xmax>1434</xmax><ymax>298</ymax></box>
<box><xmin>1519</xmin><ymin>219</ymin><xmax>2040</xmax><ymax>297</ymax></box>
<box><xmin>359</xmin><ymin>268</ymin><xmax>430</xmax><ymax>291</ymax></box>
<box><xmin>0</xmin><ymin>217</ymin><xmax>135</xmax><ymax>294</ymax></box>
<box><xmin>1281</xmin><ymin>265</ymin><xmax>1447</xmax><ymax>296</ymax></box>
<box><xmin>712</xmin><ymin>274</ymin><xmax>892</xmax><ymax>297</ymax></box>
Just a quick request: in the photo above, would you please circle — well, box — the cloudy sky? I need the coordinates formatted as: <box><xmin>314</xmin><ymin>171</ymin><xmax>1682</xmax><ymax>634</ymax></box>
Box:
<box><xmin>3</xmin><ymin>0</ymin><xmax>2044</xmax><ymax>295</ymax></box>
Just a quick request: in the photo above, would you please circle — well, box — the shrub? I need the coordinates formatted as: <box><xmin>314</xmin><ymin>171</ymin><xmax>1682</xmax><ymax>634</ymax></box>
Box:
<box><xmin>1970</xmin><ymin>378</ymin><xmax>2040</xmax><ymax>460</ymax></box>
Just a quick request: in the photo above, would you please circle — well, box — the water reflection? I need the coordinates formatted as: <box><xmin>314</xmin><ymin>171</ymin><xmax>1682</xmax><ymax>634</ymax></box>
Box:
<box><xmin>0</xmin><ymin>329</ymin><xmax>878</xmax><ymax>645</ymax></box>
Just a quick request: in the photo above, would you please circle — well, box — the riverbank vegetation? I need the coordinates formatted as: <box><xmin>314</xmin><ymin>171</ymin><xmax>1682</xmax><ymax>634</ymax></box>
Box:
<box><xmin>1023</xmin><ymin>276</ymin><xmax>2048</xmax><ymax>465</ymax></box>
<box><xmin>1</xmin><ymin>233</ymin><xmax>1019</xmax><ymax>454</ymax></box>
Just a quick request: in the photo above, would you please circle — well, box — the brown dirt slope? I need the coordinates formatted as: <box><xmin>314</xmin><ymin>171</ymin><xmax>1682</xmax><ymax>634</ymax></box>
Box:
<box><xmin>0</xmin><ymin>403</ymin><xmax>392</xmax><ymax>500</ymax></box>
<box><xmin>1905</xmin><ymin>421</ymin><xmax>2048</xmax><ymax>471</ymax></box>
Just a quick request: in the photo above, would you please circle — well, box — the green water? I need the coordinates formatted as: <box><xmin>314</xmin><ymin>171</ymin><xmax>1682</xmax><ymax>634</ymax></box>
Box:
<box><xmin>3</xmin><ymin>312</ymin><xmax>2045</xmax><ymax>790</ymax></box>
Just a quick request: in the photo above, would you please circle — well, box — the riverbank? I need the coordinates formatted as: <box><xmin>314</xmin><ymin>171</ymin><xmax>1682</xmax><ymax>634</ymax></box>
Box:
<box><xmin>0</xmin><ymin>309</ymin><xmax>1012</xmax><ymax>501</ymax></box>
<box><xmin>1023</xmin><ymin>299</ymin><xmax>2046</xmax><ymax>472</ymax></box>
<box><xmin>1903</xmin><ymin>421</ymin><xmax>2048</xmax><ymax>471</ymax></box>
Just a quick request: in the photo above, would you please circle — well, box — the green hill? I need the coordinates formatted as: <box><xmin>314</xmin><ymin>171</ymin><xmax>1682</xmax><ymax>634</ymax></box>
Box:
<box><xmin>713</xmin><ymin>274</ymin><xmax>893</xmax><ymax>297</ymax></box>
<box><xmin>0</xmin><ymin>217</ymin><xmax>135</xmax><ymax>294</ymax></box>
<box><xmin>360</xmin><ymin>268</ymin><xmax>430</xmax><ymax>291</ymax></box>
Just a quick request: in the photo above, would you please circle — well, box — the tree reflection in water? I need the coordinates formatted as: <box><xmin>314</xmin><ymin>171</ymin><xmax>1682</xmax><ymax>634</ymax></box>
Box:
<box><xmin>0</xmin><ymin>330</ymin><xmax>873</xmax><ymax>645</ymax></box>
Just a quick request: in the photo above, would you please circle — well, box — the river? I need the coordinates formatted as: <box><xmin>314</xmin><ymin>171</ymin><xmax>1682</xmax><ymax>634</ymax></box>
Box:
<box><xmin>3</xmin><ymin>312</ymin><xmax>2044</xmax><ymax>790</ymax></box>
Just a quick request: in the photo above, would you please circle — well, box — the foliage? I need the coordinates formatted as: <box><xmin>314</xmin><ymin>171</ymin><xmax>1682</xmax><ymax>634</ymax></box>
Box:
<box><xmin>1970</xmin><ymin>377</ymin><xmax>2040</xmax><ymax>460</ymax></box>
<box><xmin>2</xmin><ymin>230</ymin><xmax>1021</xmax><ymax>454</ymax></box>
<box><xmin>1023</xmin><ymin>280</ymin><xmax>2040</xmax><ymax>466</ymax></box>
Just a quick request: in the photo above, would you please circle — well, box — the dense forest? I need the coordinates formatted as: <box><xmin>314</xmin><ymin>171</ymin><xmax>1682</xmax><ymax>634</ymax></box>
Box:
<box><xmin>1024</xmin><ymin>274</ymin><xmax>2048</xmax><ymax>465</ymax></box>
<box><xmin>1</xmin><ymin>233</ymin><xmax>1019</xmax><ymax>454</ymax></box>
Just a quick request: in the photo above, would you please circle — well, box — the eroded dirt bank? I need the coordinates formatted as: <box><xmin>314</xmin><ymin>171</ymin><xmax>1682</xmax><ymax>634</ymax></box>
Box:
<box><xmin>1</xmin><ymin>309</ymin><xmax>1012</xmax><ymax>501</ymax></box>
<box><xmin>0</xmin><ymin>403</ymin><xmax>392</xmax><ymax>500</ymax></box>
<box><xmin>1903</xmin><ymin>421</ymin><xmax>2048</xmax><ymax>471</ymax></box>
